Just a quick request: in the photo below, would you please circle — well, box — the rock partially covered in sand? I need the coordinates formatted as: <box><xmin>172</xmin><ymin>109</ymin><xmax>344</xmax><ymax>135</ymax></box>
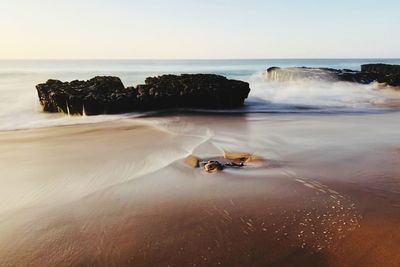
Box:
<box><xmin>203</xmin><ymin>161</ymin><xmax>224</xmax><ymax>173</ymax></box>
<box><xmin>224</xmin><ymin>151</ymin><xmax>265</xmax><ymax>162</ymax></box>
<box><xmin>184</xmin><ymin>152</ymin><xmax>264</xmax><ymax>173</ymax></box>
<box><xmin>266</xmin><ymin>64</ymin><xmax>400</xmax><ymax>87</ymax></box>
<box><xmin>185</xmin><ymin>155</ymin><xmax>200</xmax><ymax>168</ymax></box>
<box><xmin>36</xmin><ymin>74</ymin><xmax>251</xmax><ymax>115</ymax></box>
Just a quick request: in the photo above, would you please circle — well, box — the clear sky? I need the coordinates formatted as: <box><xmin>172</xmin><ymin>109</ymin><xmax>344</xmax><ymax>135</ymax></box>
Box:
<box><xmin>0</xmin><ymin>0</ymin><xmax>399</xmax><ymax>59</ymax></box>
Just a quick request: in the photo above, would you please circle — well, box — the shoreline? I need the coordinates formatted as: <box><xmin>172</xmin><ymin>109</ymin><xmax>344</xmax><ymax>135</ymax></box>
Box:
<box><xmin>0</xmin><ymin>113</ymin><xmax>400</xmax><ymax>266</ymax></box>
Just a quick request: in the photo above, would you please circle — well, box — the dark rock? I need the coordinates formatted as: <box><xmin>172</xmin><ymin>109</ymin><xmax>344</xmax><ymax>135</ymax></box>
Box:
<box><xmin>266</xmin><ymin>64</ymin><xmax>400</xmax><ymax>87</ymax></box>
<box><xmin>337</xmin><ymin>71</ymin><xmax>381</xmax><ymax>84</ymax></box>
<box><xmin>361</xmin><ymin>64</ymin><xmax>400</xmax><ymax>86</ymax></box>
<box><xmin>267</xmin><ymin>66</ymin><xmax>281</xmax><ymax>73</ymax></box>
<box><xmin>36</xmin><ymin>76</ymin><xmax>136</xmax><ymax>115</ymax></box>
<box><xmin>136</xmin><ymin>74</ymin><xmax>250</xmax><ymax>109</ymax></box>
<box><xmin>36</xmin><ymin>74</ymin><xmax>251</xmax><ymax>115</ymax></box>
<box><xmin>203</xmin><ymin>160</ymin><xmax>224</xmax><ymax>173</ymax></box>
<box><xmin>361</xmin><ymin>64</ymin><xmax>400</xmax><ymax>76</ymax></box>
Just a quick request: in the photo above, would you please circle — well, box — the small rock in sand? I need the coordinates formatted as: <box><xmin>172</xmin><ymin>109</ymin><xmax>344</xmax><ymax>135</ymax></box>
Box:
<box><xmin>223</xmin><ymin>151</ymin><xmax>265</xmax><ymax>162</ymax></box>
<box><xmin>185</xmin><ymin>152</ymin><xmax>265</xmax><ymax>173</ymax></box>
<box><xmin>204</xmin><ymin>161</ymin><xmax>224</xmax><ymax>173</ymax></box>
<box><xmin>185</xmin><ymin>155</ymin><xmax>200</xmax><ymax>168</ymax></box>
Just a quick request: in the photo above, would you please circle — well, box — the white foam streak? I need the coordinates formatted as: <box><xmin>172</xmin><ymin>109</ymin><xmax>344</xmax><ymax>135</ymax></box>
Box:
<box><xmin>248</xmin><ymin>73</ymin><xmax>400</xmax><ymax>109</ymax></box>
<box><xmin>1</xmin><ymin>65</ymin><xmax>400</xmax><ymax>131</ymax></box>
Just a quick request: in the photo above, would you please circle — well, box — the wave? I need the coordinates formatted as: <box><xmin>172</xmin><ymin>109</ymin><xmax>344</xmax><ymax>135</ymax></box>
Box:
<box><xmin>1</xmin><ymin>71</ymin><xmax>400</xmax><ymax>131</ymax></box>
<box><xmin>247</xmin><ymin>72</ymin><xmax>400</xmax><ymax>111</ymax></box>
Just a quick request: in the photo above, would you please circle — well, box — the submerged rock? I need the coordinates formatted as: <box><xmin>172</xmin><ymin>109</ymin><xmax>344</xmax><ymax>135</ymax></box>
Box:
<box><xmin>266</xmin><ymin>67</ymin><xmax>379</xmax><ymax>84</ymax></box>
<box><xmin>266</xmin><ymin>64</ymin><xmax>400</xmax><ymax>87</ymax></box>
<box><xmin>36</xmin><ymin>74</ymin><xmax>251</xmax><ymax>115</ymax></box>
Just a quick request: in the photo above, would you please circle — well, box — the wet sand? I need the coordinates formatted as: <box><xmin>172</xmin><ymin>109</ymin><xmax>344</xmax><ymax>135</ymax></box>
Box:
<box><xmin>0</xmin><ymin>113</ymin><xmax>400</xmax><ymax>266</ymax></box>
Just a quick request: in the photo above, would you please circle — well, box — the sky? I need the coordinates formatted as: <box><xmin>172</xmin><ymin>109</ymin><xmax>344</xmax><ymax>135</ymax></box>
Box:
<box><xmin>0</xmin><ymin>0</ymin><xmax>399</xmax><ymax>59</ymax></box>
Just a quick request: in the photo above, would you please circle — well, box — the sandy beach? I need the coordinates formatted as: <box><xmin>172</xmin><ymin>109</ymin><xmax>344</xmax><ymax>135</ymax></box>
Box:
<box><xmin>2</xmin><ymin>0</ymin><xmax>400</xmax><ymax>265</ymax></box>
<box><xmin>0</xmin><ymin>113</ymin><xmax>399</xmax><ymax>266</ymax></box>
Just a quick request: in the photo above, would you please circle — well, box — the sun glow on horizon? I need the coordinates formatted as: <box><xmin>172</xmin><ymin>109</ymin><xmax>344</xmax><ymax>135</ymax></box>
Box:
<box><xmin>1</xmin><ymin>0</ymin><xmax>399</xmax><ymax>59</ymax></box>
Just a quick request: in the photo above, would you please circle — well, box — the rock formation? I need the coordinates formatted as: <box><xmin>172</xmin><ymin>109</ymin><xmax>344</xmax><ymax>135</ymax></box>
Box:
<box><xmin>266</xmin><ymin>64</ymin><xmax>400</xmax><ymax>87</ymax></box>
<box><xmin>361</xmin><ymin>64</ymin><xmax>400</xmax><ymax>86</ymax></box>
<box><xmin>36</xmin><ymin>74</ymin><xmax>251</xmax><ymax>115</ymax></box>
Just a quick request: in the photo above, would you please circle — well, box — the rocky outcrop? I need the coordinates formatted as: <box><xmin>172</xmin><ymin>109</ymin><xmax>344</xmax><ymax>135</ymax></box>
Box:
<box><xmin>266</xmin><ymin>64</ymin><xmax>400</xmax><ymax>87</ymax></box>
<box><xmin>361</xmin><ymin>64</ymin><xmax>400</xmax><ymax>76</ymax></box>
<box><xmin>36</xmin><ymin>77</ymin><xmax>135</xmax><ymax>115</ymax></box>
<box><xmin>36</xmin><ymin>74</ymin><xmax>251</xmax><ymax>115</ymax></box>
<box><xmin>134</xmin><ymin>74</ymin><xmax>250</xmax><ymax>110</ymax></box>
<box><xmin>361</xmin><ymin>64</ymin><xmax>400</xmax><ymax>87</ymax></box>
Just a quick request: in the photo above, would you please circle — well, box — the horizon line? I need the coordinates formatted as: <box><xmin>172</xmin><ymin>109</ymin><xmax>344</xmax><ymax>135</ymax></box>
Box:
<box><xmin>1</xmin><ymin>57</ymin><xmax>400</xmax><ymax>61</ymax></box>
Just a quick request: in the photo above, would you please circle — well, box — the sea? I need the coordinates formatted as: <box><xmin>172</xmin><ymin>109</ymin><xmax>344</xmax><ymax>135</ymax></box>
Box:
<box><xmin>1</xmin><ymin>59</ymin><xmax>400</xmax><ymax>131</ymax></box>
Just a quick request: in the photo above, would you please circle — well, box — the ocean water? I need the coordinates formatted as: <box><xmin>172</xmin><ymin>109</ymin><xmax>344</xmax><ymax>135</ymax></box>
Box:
<box><xmin>1</xmin><ymin>59</ymin><xmax>400</xmax><ymax>130</ymax></box>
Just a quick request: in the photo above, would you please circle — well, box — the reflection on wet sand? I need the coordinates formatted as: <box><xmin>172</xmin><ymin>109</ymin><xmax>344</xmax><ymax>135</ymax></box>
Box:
<box><xmin>0</xmin><ymin>113</ymin><xmax>400</xmax><ymax>266</ymax></box>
